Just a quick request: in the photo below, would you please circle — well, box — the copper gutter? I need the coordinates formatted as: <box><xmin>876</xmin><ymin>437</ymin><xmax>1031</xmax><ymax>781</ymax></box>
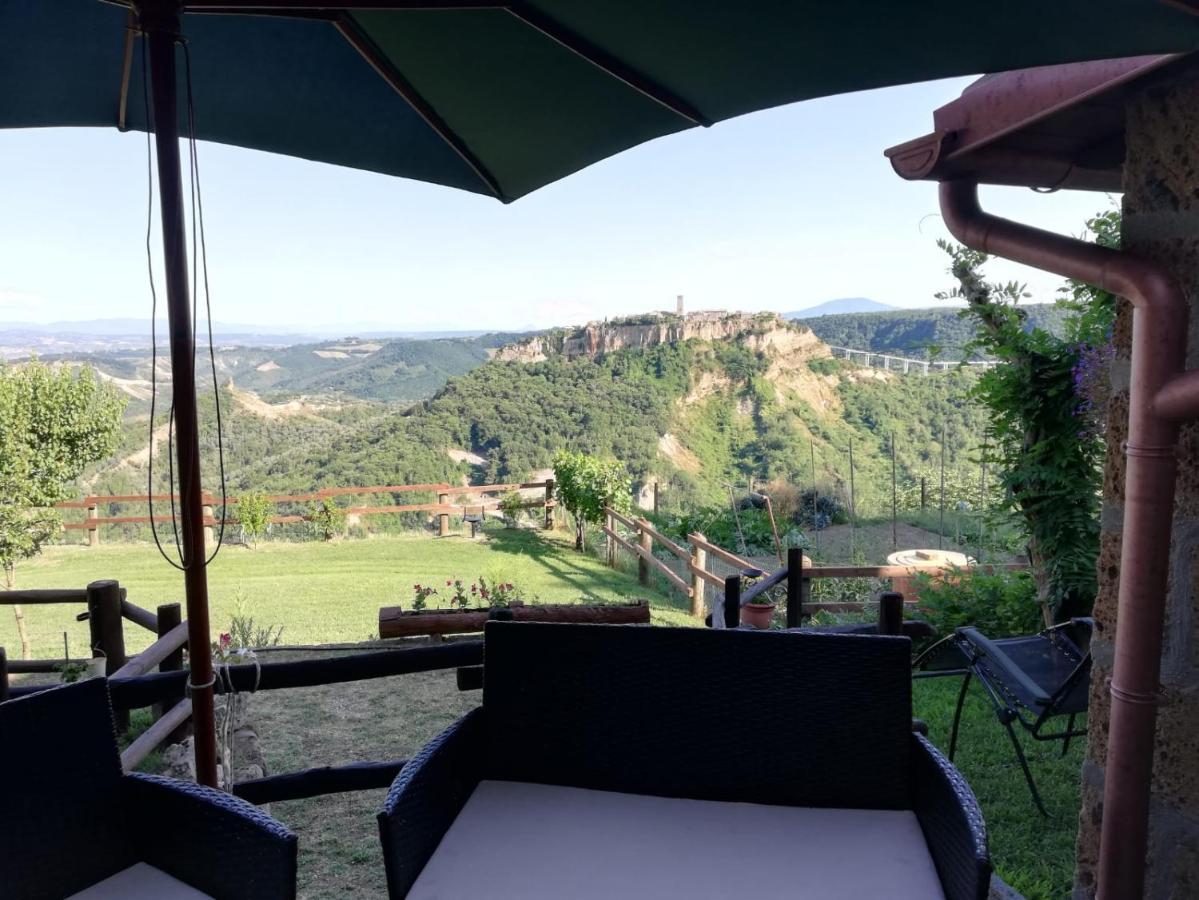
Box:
<box><xmin>940</xmin><ymin>180</ymin><xmax>1194</xmax><ymax>899</ymax></box>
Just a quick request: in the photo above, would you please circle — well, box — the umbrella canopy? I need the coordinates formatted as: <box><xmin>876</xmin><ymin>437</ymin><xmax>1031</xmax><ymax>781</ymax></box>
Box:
<box><xmin>4</xmin><ymin>0</ymin><xmax>1199</xmax><ymax>790</ymax></box>
<box><xmin>4</xmin><ymin>1</ymin><xmax>1199</xmax><ymax>202</ymax></box>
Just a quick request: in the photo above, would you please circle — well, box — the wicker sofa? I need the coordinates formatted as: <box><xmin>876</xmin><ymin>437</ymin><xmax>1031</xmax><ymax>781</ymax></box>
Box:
<box><xmin>378</xmin><ymin>621</ymin><xmax>991</xmax><ymax>899</ymax></box>
<box><xmin>0</xmin><ymin>678</ymin><xmax>297</xmax><ymax>899</ymax></box>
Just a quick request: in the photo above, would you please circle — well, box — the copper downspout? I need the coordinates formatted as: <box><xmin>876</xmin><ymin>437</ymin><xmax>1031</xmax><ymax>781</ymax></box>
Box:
<box><xmin>939</xmin><ymin>180</ymin><xmax>1191</xmax><ymax>900</ymax></box>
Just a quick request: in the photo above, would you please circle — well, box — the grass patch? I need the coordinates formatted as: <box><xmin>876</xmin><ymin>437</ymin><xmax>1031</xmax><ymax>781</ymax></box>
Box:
<box><xmin>914</xmin><ymin>676</ymin><xmax>1083</xmax><ymax>899</ymax></box>
<box><xmin>1</xmin><ymin>525</ymin><xmax>692</xmax><ymax>660</ymax></box>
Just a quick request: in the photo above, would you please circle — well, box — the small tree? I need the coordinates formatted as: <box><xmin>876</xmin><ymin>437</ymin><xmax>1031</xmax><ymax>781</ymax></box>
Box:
<box><xmin>236</xmin><ymin>491</ymin><xmax>273</xmax><ymax>548</ymax></box>
<box><xmin>0</xmin><ymin>361</ymin><xmax>125</xmax><ymax>656</ymax></box>
<box><xmin>552</xmin><ymin>450</ymin><xmax>631</xmax><ymax>551</ymax></box>
<box><xmin>306</xmin><ymin>497</ymin><xmax>346</xmax><ymax>542</ymax></box>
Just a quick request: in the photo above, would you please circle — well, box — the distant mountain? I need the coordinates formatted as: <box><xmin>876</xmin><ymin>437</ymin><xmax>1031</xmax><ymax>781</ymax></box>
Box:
<box><xmin>0</xmin><ymin>318</ymin><xmax>504</xmax><ymax>359</ymax></box>
<box><xmin>787</xmin><ymin>298</ymin><xmax>895</xmax><ymax>318</ymax></box>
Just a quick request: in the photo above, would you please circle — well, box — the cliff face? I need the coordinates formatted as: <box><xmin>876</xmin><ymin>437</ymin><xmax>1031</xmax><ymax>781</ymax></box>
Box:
<box><xmin>494</xmin><ymin>311</ymin><xmax>821</xmax><ymax>363</ymax></box>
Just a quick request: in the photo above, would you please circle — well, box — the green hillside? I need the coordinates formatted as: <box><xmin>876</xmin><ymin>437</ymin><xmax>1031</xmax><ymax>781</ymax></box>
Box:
<box><xmin>801</xmin><ymin>304</ymin><xmax>1069</xmax><ymax>359</ymax></box>
<box><xmin>73</xmin><ymin>314</ymin><xmax>998</xmax><ymax>526</ymax></box>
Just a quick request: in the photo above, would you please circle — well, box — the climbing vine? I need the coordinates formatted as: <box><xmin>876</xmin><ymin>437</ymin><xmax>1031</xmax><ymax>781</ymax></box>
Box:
<box><xmin>936</xmin><ymin>210</ymin><xmax>1117</xmax><ymax>622</ymax></box>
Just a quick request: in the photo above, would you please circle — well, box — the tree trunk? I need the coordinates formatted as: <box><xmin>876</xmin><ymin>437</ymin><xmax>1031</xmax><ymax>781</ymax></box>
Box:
<box><xmin>1024</xmin><ymin>535</ymin><xmax>1056</xmax><ymax>628</ymax></box>
<box><xmin>4</xmin><ymin>563</ymin><xmax>31</xmax><ymax>660</ymax></box>
<box><xmin>574</xmin><ymin>516</ymin><xmax>585</xmax><ymax>552</ymax></box>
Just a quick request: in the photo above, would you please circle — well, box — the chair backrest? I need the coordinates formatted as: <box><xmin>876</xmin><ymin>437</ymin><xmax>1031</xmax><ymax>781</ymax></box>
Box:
<box><xmin>481</xmin><ymin>622</ymin><xmax>914</xmax><ymax>810</ymax></box>
<box><xmin>0</xmin><ymin>679</ymin><xmax>133</xmax><ymax>898</ymax></box>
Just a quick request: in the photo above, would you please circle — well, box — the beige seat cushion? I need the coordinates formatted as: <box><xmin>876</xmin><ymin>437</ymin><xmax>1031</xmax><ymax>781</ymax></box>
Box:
<box><xmin>409</xmin><ymin>780</ymin><xmax>945</xmax><ymax>899</ymax></box>
<box><xmin>67</xmin><ymin>862</ymin><xmax>212</xmax><ymax>899</ymax></box>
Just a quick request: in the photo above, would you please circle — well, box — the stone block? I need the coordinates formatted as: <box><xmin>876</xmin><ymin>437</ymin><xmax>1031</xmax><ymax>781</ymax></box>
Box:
<box><xmin>1102</xmin><ymin>390</ymin><xmax>1130</xmax><ymax>506</ymax></box>
<box><xmin>1093</xmin><ymin>529</ymin><xmax>1124</xmax><ymax>639</ymax></box>
<box><xmin>1150</xmin><ymin>683</ymin><xmax>1199</xmax><ymax>814</ymax></box>
<box><xmin>1085</xmin><ymin>669</ymin><xmax>1113</xmax><ymax>768</ymax></box>
<box><xmin>1073</xmin><ymin>762</ymin><xmax>1104</xmax><ymax>899</ymax></box>
<box><xmin>1172</xmin><ymin>424</ymin><xmax>1199</xmax><ymax>517</ymax></box>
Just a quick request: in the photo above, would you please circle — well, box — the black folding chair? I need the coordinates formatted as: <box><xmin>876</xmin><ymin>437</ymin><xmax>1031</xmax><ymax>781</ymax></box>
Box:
<box><xmin>914</xmin><ymin>618</ymin><xmax>1092</xmax><ymax>815</ymax></box>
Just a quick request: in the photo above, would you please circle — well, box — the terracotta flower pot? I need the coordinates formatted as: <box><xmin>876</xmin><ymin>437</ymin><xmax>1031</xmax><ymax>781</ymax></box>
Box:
<box><xmin>741</xmin><ymin>602</ymin><xmax>776</xmax><ymax>630</ymax></box>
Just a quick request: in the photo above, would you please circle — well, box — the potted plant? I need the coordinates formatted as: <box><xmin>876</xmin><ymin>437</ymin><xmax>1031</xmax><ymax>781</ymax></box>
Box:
<box><xmin>739</xmin><ymin>569</ymin><xmax>775</xmax><ymax>629</ymax></box>
<box><xmin>741</xmin><ymin>600</ymin><xmax>776</xmax><ymax>629</ymax></box>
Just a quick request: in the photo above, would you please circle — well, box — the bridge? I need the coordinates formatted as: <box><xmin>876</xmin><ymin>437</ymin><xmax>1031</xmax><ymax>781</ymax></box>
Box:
<box><xmin>826</xmin><ymin>346</ymin><xmax>1000</xmax><ymax>375</ymax></box>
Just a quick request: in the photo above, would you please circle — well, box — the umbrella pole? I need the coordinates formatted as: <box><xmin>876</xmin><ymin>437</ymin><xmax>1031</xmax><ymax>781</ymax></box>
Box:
<box><xmin>141</xmin><ymin>2</ymin><xmax>219</xmax><ymax>789</ymax></box>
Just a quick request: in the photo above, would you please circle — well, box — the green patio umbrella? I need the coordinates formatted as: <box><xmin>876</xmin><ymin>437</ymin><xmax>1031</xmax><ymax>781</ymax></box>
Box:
<box><xmin>2</xmin><ymin>0</ymin><xmax>1198</xmax><ymax>787</ymax></box>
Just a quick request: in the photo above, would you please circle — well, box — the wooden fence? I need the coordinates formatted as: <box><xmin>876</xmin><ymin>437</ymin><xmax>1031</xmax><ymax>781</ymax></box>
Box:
<box><xmin>0</xmin><ymin>580</ymin><xmax>186</xmax><ymax>744</ymax></box>
<box><xmin>55</xmin><ymin>480</ymin><xmax>556</xmax><ymax>546</ymax></box>
<box><xmin>602</xmin><ymin>506</ymin><xmax>1028</xmax><ymax>620</ymax></box>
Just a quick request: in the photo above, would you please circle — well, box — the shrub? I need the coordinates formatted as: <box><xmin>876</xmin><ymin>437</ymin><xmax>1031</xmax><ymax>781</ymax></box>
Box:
<box><xmin>806</xmin><ymin>357</ymin><xmax>841</xmax><ymax>376</ymax></box>
<box><xmin>306</xmin><ymin>497</ymin><xmax>346</xmax><ymax>542</ymax></box>
<box><xmin>914</xmin><ymin>568</ymin><xmax>1043</xmax><ymax>638</ymax></box>
<box><xmin>796</xmin><ymin>489</ymin><xmax>845</xmax><ymax>530</ymax></box>
<box><xmin>235</xmin><ymin>491</ymin><xmax>273</xmax><ymax>548</ymax></box>
<box><xmin>497</xmin><ymin>490</ymin><xmax>526</xmax><ymax>527</ymax></box>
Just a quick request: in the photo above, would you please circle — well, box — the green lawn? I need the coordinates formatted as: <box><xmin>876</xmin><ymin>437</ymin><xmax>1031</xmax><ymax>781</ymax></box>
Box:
<box><xmin>914</xmin><ymin>676</ymin><xmax>1083</xmax><ymax>899</ymax></box>
<box><xmin>1</xmin><ymin>524</ymin><xmax>693</xmax><ymax>660</ymax></box>
<box><xmin>3</xmin><ymin>527</ymin><xmax>1081</xmax><ymax>899</ymax></box>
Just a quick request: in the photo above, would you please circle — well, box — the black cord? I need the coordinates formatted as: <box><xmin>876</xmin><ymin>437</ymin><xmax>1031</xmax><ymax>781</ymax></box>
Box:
<box><xmin>182</xmin><ymin>39</ymin><xmax>228</xmax><ymax>564</ymax></box>
<box><xmin>142</xmin><ymin>35</ymin><xmax>186</xmax><ymax>572</ymax></box>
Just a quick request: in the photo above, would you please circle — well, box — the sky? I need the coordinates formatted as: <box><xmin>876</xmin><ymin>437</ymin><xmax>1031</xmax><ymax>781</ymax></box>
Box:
<box><xmin>0</xmin><ymin>75</ymin><xmax>1116</xmax><ymax>333</ymax></box>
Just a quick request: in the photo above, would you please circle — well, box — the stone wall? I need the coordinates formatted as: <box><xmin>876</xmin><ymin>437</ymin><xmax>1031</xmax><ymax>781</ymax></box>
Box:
<box><xmin>1075</xmin><ymin>73</ymin><xmax>1199</xmax><ymax>899</ymax></box>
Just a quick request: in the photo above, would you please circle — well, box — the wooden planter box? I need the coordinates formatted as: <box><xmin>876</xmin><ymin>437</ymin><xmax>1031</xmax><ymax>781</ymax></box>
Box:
<box><xmin>379</xmin><ymin>600</ymin><xmax>649</xmax><ymax>639</ymax></box>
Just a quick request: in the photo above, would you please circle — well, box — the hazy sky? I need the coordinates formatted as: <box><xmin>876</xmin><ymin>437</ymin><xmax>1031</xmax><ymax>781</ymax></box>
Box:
<box><xmin>0</xmin><ymin>74</ymin><xmax>1115</xmax><ymax>333</ymax></box>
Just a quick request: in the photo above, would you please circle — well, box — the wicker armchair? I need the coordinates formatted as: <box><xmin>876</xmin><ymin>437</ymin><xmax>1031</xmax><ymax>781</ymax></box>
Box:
<box><xmin>379</xmin><ymin>622</ymin><xmax>990</xmax><ymax>900</ymax></box>
<box><xmin>0</xmin><ymin>678</ymin><xmax>297</xmax><ymax>900</ymax></box>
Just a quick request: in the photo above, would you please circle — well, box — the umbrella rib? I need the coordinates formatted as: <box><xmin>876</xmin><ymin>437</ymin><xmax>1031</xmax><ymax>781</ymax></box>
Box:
<box><xmin>334</xmin><ymin>15</ymin><xmax>508</xmax><ymax>201</ymax></box>
<box><xmin>117</xmin><ymin>13</ymin><xmax>138</xmax><ymax>131</ymax></box>
<box><xmin>506</xmin><ymin>2</ymin><xmax>710</xmax><ymax>127</ymax></box>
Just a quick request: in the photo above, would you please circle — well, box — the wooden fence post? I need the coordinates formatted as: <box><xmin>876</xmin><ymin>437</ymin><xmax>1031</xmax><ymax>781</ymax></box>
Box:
<box><xmin>438</xmin><ymin>493</ymin><xmax>450</xmax><ymax>537</ymax></box>
<box><xmin>653</xmin><ymin>481</ymin><xmax>659</xmax><ymax>516</ymax></box>
<box><xmin>637</xmin><ymin>519</ymin><xmax>652</xmax><ymax>587</ymax></box>
<box><xmin>0</xmin><ymin>647</ymin><xmax>8</xmax><ymax>702</ymax></box>
<box><xmin>786</xmin><ymin>546</ymin><xmax>803</xmax><ymax>628</ymax></box>
<box><xmin>154</xmin><ymin>603</ymin><xmax>189</xmax><ymax>743</ymax></box>
<box><xmin>87</xmin><ymin>503</ymin><xmax>99</xmax><ymax>547</ymax></box>
<box><xmin>202</xmin><ymin>502</ymin><xmax>214</xmax><ymax>549</ymax></box>
<box><xmin>605</xmin><ymin>510</ymin><xmax>615</xmax><ymax>567</ymax></box>
<box><xmin>87</xmin><ymin>580</ymin><xmax>128</xmax><ymax>731</ymax></box>
<box><xmin>543</xmin><ymin>480</ymin><xmax>555</xmax><ymax>530</ymax></box>
<box><xmin>878</xmin><ymin>591</ymin><xmax>904</xmax><ymax>636</ymax></box>
<box><xmin>690</xmin><ymin>533</ymin><xmax>707</xmax><ymax>619</ymax></box>
<box><xmin>723</xmin><ymin>575</ymin><xmax>741</xmax><ymax>629</ymax></box>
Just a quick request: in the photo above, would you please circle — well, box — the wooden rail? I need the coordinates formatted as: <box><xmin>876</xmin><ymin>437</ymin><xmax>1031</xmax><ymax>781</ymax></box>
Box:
<box><xmin>55</xmin><ymin>480</ymin><xmax>557</xmax><ymax>544</ymax></box>
<box><xmin>602</xmin><ymin>526</ymin><xmax>691</xmax><ymax>595</ymax></box>
<box><xmin>233</xmin><ymin>759</ymin><xmax>407</xmax><ymax>805</ymax></box>
<box><xmin>380</xmin><ymin>600</ymin><xmax>649</xmax><ymax>639</ymax></box>
<box><xmin>121</xmin><ymin>699</ymin><xmax>191</xmax><ymax>772</ymax></box>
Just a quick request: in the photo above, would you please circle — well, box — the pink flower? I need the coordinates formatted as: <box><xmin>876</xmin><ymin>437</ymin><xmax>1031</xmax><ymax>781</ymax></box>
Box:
<box><xmin>446</xmin><ymin>580</ymin><xmax>453</xmax><ymax>586</ymax></box>
<box><xmin>219</xmin><ymin>633</ymin><xmax>231</xmax><ymax>648</ymax></box>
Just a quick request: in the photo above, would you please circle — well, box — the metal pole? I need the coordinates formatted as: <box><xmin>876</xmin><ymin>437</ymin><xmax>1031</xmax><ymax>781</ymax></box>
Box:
<box><xmin>142</xmin><ymin>1</ymin><xmax>218</xmax><ymax>788</ymax></box>
<box><xmin>979</xmin><ymin>437</ymin><xmax>988</xmax><ymax>564</ymax></box>
<box><xmin>939</xmin><ymin>425</ymin><xmax>946</xmax><ymax>551</ymax></box>
<box><xmin>848</xmin><ymin>439</ymin><xmax>856</xmax><ymax>561</ymax></box>
<box><xmin>891</xmin><ymin>432</ymin><xmax>898</xmax><ymax>551</ymax></box>
<box><xmin>810</xmin><ymin>440</ymin><xmax>819</xmax><ymax>555</ymax></box>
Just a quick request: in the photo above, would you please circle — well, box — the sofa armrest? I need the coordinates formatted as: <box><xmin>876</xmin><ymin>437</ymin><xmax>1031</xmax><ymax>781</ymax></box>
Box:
<box><xmin>378</xmin><ymin>708</ymin><xmax>484</xmax><ymax>899</ymax></box>
<box><xmin>912</xmin><ymin>734</ymin><xmax>991</xmax><ymax>900</ymax></box>
<box><xmin>125</xmin><ymin>773</ymin><xmax>297</xmax><ymax>900</ymax></box>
